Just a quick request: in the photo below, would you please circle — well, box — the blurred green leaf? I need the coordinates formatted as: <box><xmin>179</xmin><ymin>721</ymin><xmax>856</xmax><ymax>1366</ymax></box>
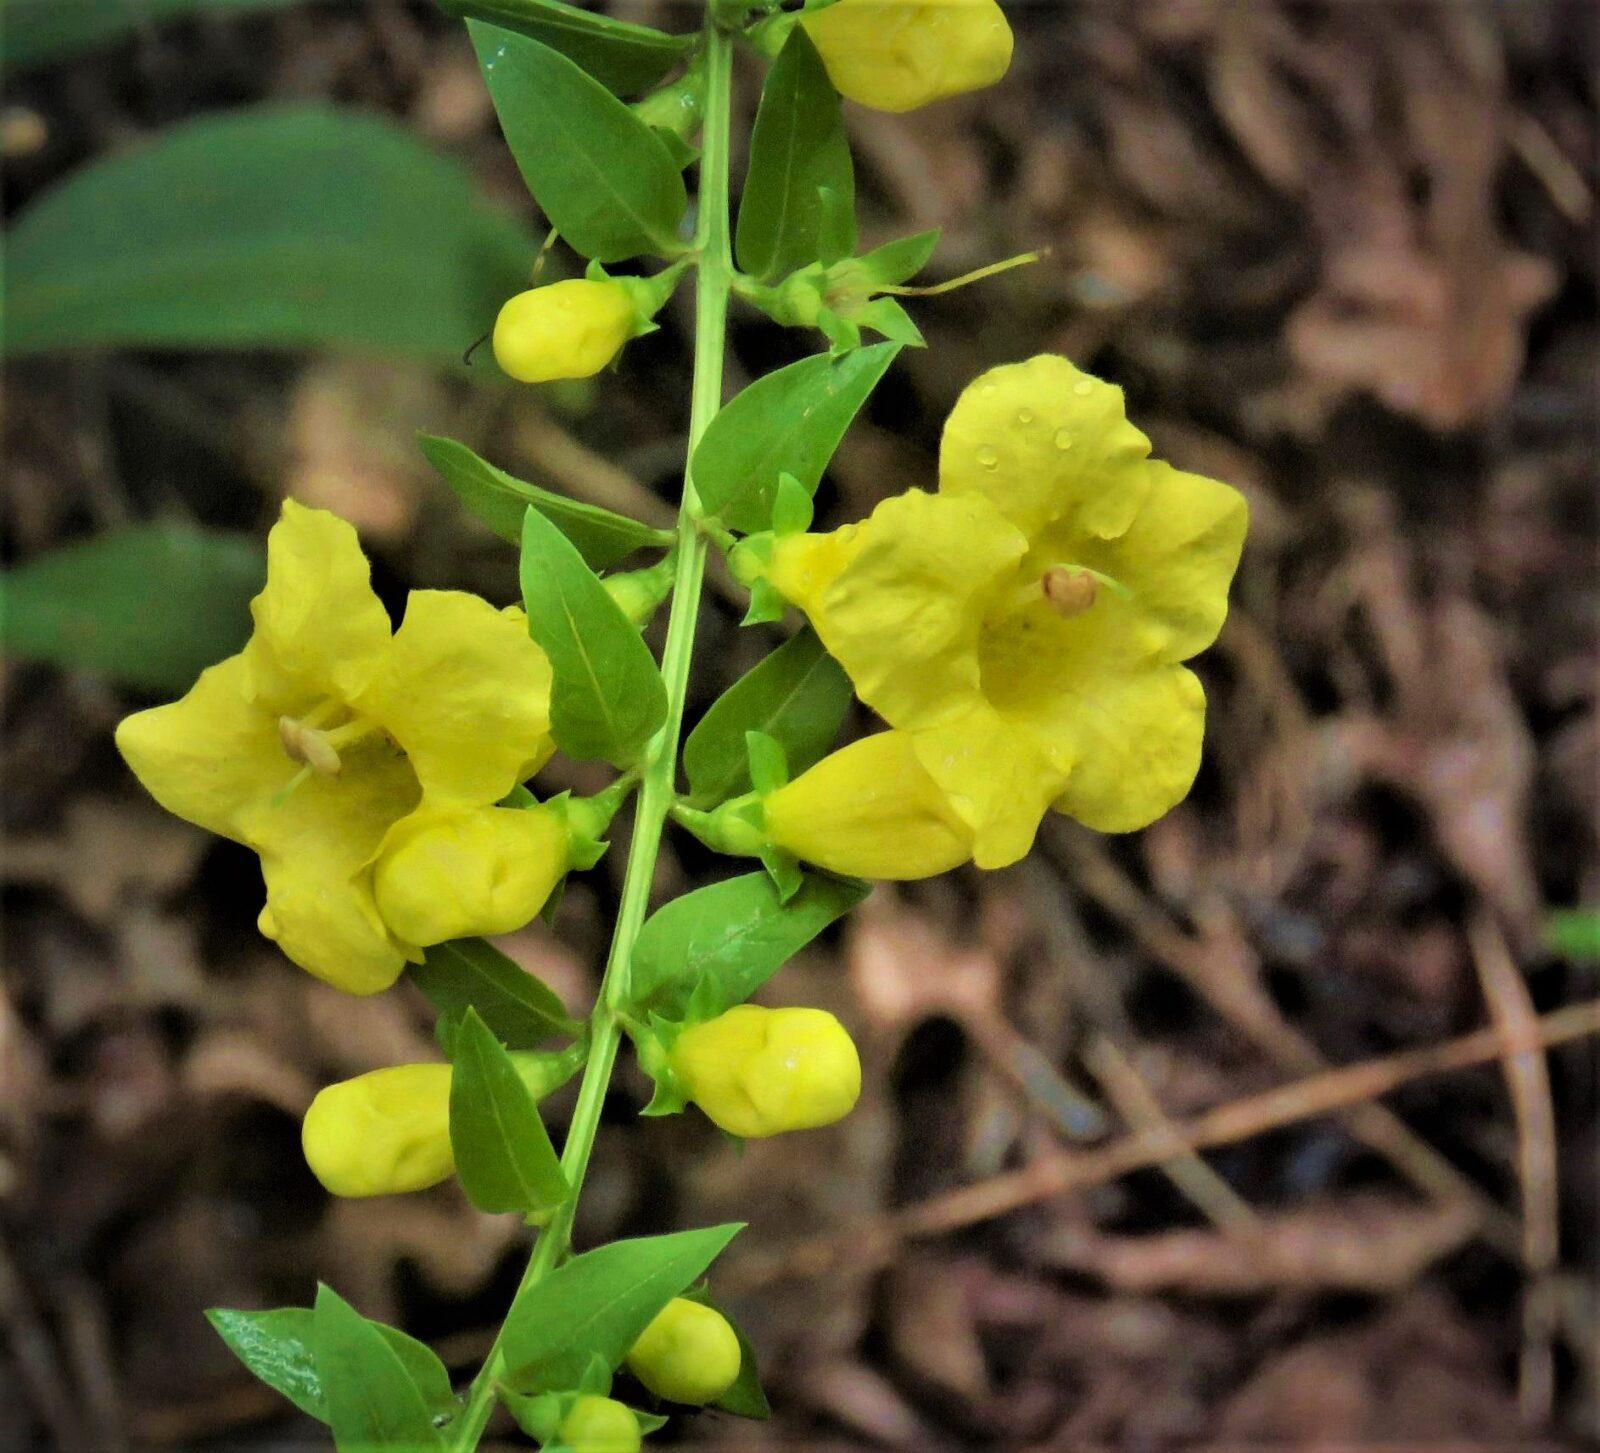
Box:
<box><xmin>419</xmin><ymin>434</ymin><xmax>670</xmax><ymax>569</ymax></box>
<box><xmin>313</xmin><ymin>1286</ymin><xmax>450</xmax><ymax>1451</ymax></box>
<box><xmin>470</xmin><ymin>22</ymin><xmax>687</xmax><ymax>262</ymax></box>
<box><xmin>629</xmin><ymin>871</ymin><xmax>868</xmax><ymax>1022</ymax></box>
<box><xmin>684</xmin><ymin>628</ymin><xmax>851</xmax><ymax>806</ymax></box>
<box><xmin>438</xmin><ymin>0</ymin><xmax>691</xmax><ymax>95</ymax></box>
<box><xmin>519</xmin><ymin>506</ymin><xmax>668</xmax><ymax>767</ymax></box>
<box><xmin>691</xmin><ymin>343</ymin><xmax>900</xmax><ymax>533</ymax></box>
<box><xmin>0</xmin><ymin>524</ymin><xmax>263</xmax><ymax>691</ymax></box>
<box><xmin>1546</xmin><ymin>908</ymin><xmax>1600</xmax><ymax>960</ymax></box>
<box><xmin>500</xmin><ymin>1225</ymin><xmax>742</xmax><ymax>1394</ymax></box>
<box><xmin>736</xmin><ymin>27</ymin><xmax>854</xmax><ymax>282</ymax></box>
<box><xmin>449</xmin><ymin>1008</ymin><xmax>569</xmax><ymax>1216</ymax></box>
<box><xmin>410</xmin><ymin>938</ymin><xmax>580</xmax><ymax>1050</ymax></box>
<box><xmin>0</xmin><ymin>0</ymin><xmax>298</xmax><ymax>74</ymax></box>
<box><xmin>3</xmin><ymin>106</ymin><xmax>535</xmax><ymax>360</ymax></box>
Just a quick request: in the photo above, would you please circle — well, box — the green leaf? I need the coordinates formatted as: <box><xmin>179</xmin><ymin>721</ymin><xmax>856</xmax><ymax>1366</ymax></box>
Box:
<box><xmin>680</xmin><ymin>1288</ymin><xmax>771</xmax><ymax>1420</ymax></box>
<box><xmin>438</xmin><ymin>0</ymin><xmax>692</xmax><ymax>95</ymax></box>
<box><xmin>500</xmin><ymin>1225</ymin><xmax>743</xmax><ymax>1394</ymax></box>
<box><xmin>1</xmin><ymin>0</ymin><xmax>299</xmax><ymax>73</ymax></box>
<box><xmin>630</xmin><ymin>871</ymin><xmax>868</xmax><ymax>1021</ymax></box>
<box><xmin>692</xmin><ymin>342</ymin><xmax>900</xmax><ymax>533</ymax></box>
<box><xmin>206</xmin><ymin>1307</ymin><xmax>458</xmax><ymax>1428</ymax></box>
<box><xmin>470</xmin><ymin>23</ymin><xmax>688</xmax><ymax>262</ymax></box>
<box><xmin>736</xmin><ymin>27</ymin><xmax>855</xmax><ymax>282</ymax></box>
<box><xmin>449</xmin><ymin>1008</ymin><xmax>570</xmax><ymax>1216</ymax></box>
<box><xmin>859</xmin><ymin>227</ymin><xmax>941</xmax><ymax>285</ymax></box>
<box><xmin>0</xmin><ymin>524</ymin><xmax>262</xmax><ymax>692</ymax></box>
<box><xmin>410</xmin><ymin>938</ymin><xmax>579</xmax><ymax>1051</ymax></box>
<box><xmin>419</xmin><ymin>434</ymin><xmax>669</xmax><ymax>569</ymax></box>
<box><xmin>684</xmin><ymin>628</ymin><xmax>852</xmax><ymax>806</ymax></box>
<box><xmin>519</xmin><ymin>505</ymin><xmax>668</xmax><ymax>766</ymax></box>
<box><xmin>312</xmin><ymin>1287</ymin><xmax>450</xmax><ymax>1450</ymax></box>
<box><xmin>3</xmin><ymin>106</ymin><xmax>535</xmax><ymax>360</ymax></box>
<box><xmin>1547</xmin><ymin>908</ymin><xmax>1600</xmax><ymax>960</ymax></box>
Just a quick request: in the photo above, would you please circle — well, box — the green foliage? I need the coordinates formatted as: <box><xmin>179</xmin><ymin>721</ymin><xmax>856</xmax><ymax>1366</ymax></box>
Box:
<box><xmin>314</xmin><ymin>1285</ymin><xmax>453</xmax><ymax>1450</ymax></box>
<box><xmin>0</xmin><ymin>524</ymin><xmax>262</xmax><ymax>692</ymax></box>
<box><xmin>1547</xmin><ymin>908</ymin><xmax>1600</xmax><ymax>960</ymax></box>
<box><xmin>629</xmin><ymin>871</ymin><xmax>868</xmax><ymax>1021</ymax></box>
<box><xmin>206</xmin><ymin>1307</ymin><xmax>457</xmax><ymax>1429</ymax></box>
<box><xmin>684</xmin><ymin>627</ymin><xmax>852</xmax><ymax>806</ymax></box>
<box><xmin>0</xmin><ymin>0</ymin><xmax>298</xmax><ymax>73</ymax></box>
<box><xmin>470</xmin><ymin>23</ymin><xmax>688</xmax><ymax>262</ymax></box>
<box><xmin>3</xmin><ymin>106</ymin><xmax>534</xmax><ymax>360</ymax></box>
<box><xmin>419</xmin><ymin>434</ymin><xmax>671</xmax><ymax>568</ymax></box>
<box><xmin>736</xmin><ymin>27</ymin><xmax>855</xmax><ymax>282</ymax></box>
<box><xmin>439</xmin><ymin>0</ymin><xmax>692</xmax><ymax>95</ymax></box>
<box><xmin>500</xmin><ymin>1225</ymin><xmax>743</xmax><ymax>1394</ymax></box>
<box><xmin>858</xmin><ymin>228</ymin><xmax>942</xmax><ymax>285</ymax></box>
<box><xmin>519</xmin><ymin>506</ymin><xmax>669</xmax><ymax>767</ymax></box>
<box><xmin>449</xmin><ymin>1009</ymin><xmax>570</xmax><ymax>1216</ymax></box>
<box><xmin>411</xmin><ymin>938</ymin><xmax>580</xmax><ymax>1049</ymax></box>
<box><xmin>691</xmin><ymin>342</ymin><xmax>901</xmax><ymax>532</ymax></box>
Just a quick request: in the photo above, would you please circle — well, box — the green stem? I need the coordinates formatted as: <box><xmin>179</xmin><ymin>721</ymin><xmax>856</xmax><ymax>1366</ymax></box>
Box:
<box><xmin>448</xmin><ymin>17</ymin><xmax>735</xmax><ymax>1450</ymax></box>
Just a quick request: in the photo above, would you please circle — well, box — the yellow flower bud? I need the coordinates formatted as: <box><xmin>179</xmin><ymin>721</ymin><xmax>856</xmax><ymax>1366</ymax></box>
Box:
<box><xmin>301</xmin><ymin>1064</ymin><xmax>455</xmax><ymax>1197</ymax></box>
<box><xmin>762</xmin><ymin>732</ymin><xmax>973</xmax><ymax>880</ymax></box>
<box><xmin>492</xmin><ymin>279</ymin><xmax>638</xmax><ymax>384</ymax></box>
<box><xmin>802</xmin><ymin>0</ymin><xmax>1013</xmax><ymax>114</ymax></box>
<box><xmin>371</xmin><ymin>804</ymin><xmax>568</xmax><ymax>948</ymax></box>
<box><xmin>557</xmin><ymin>1395</ymin><xmax>641</xmax><ymax>1453</ymax></box>
<box><xmin>625</xmin><ymin>1297</ymin><xmax>742</xmax><ymax>1405</ymax></box>
<box><xmin>670</xmin><ymin>1005</ymin><xmax>861</xmax><ymax>1139</ymax></box>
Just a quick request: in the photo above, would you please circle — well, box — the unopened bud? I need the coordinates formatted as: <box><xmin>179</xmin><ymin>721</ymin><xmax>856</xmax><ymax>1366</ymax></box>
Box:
<box><xmin>626</xmin><ymin>1298</ymin><xmax>742</xmax><ymax>1405</ymax></box>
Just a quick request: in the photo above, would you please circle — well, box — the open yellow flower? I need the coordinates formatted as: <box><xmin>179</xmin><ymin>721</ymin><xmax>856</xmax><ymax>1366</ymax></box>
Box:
<box><xmin>766</xmin><ymin>355</ymin><xmax>1248</xmax><ymax>869</ymax></box>
<box><xmin>116</xmin><ymin>501</ymin><xmax>556</xmax><ymax>993</ymax></box>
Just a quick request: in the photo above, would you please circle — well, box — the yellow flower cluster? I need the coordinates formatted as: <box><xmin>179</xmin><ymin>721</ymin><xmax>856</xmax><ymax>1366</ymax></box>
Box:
<box><xmin>758</xmin><ymin>355</ymin><xmax>1248</xmax><ymax>874</ymax></box>
<box><xmin>116</xmin><ymin>502</ymin><xmax>562</xmax><ymax>994</ymax></box>
<box><xmin>803</xmin><ymin>0</ymin><xmax>1013</xmax><ymax>113</ymax></box>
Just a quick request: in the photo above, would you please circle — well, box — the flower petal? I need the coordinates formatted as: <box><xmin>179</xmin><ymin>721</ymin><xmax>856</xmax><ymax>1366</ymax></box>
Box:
<box><xmin>245</xmin><ymin>500</ymin><xmax>392</xmax><ymax>709</ymax></box>
<box><xmin>114</xmin><ymin>652</ymin><xmax>285</xmax><ymax>843</ymax></box>
<box><xmin>356</xmin><ymin>591</ymin><xmax>554</xmax><ymax>806</ymax></box>
<box><xmin>258</xmin><ymin>851</ymin><xmax>410</xmax><ymax>995</ymax></box>
<box><xmin>769</xmin><ymin>490</ymin><xmax>1027</xmax><ymax>730</ymax></box>
<box><xmin>1035</xmin><ymin>459</ymin><xmax>1248</xmax><ymax>664</ymax></box>
<box><xmin>939</xmin><ymin>355</ymin><xmax>1154</xmax><ymax>541</ymax></box>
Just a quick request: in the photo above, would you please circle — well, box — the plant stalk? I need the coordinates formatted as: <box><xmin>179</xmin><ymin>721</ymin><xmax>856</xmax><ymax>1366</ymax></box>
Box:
<box><xmin>448</xmin><ymin>16</ymin><xmax>735</xmax><ymax>1449</ymax></box>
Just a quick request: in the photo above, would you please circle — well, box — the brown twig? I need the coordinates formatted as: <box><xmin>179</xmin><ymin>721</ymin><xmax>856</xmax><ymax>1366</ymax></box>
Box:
<box><xmin>728</xmin><ymin>999</ymin><xmax>1600</xmax><ymax>1291</ymax></box>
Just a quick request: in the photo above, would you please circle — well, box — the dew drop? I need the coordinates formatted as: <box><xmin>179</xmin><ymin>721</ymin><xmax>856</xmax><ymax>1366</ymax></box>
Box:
<box><xmin>1016</xmin><ymin>407</ymin><xmax>1035</xmax><ymax>426</ymax></box>
<box><xmin>979</xmin><ymin>382</ymin><xmax>997</xmax><ymax>397</ymax></box>
<box><xmin>1054</xmin><ymin>428</ymin><xmax>1073</xmax><ymax>450</ymax></box>
<box><xmin>1073</xmin><ymin>380</ymin><xmax>1094</xmax><ymax>396</ymax></box>
<box><xmin>976</xmin><ymin>445</ymin><xmax>999</xmax><ymax>469</ymax></box>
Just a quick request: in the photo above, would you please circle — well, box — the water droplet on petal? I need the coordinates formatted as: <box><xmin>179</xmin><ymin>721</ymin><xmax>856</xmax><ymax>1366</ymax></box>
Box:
<box><xmin>976</xmin><ymin>445</ymin><xmax>999</xmax><ymax>469</ymax></box>
<box><xmin>1073</xmin><ymin>380</ymin><xmax>1094</xmax><ymax>396</ymax></box>
<box><xmin>1054</xmin><ymin>428</ymin><xmax>1073</xmax><ymax>450</ymax></box>
<box><xmin>979</xmin><ymin>382</ymin><xmax>997</xmax><ymax>396</ymax></box>
<box><xmin>1016</xmin><ymin>407</ymin><xmax>1034</xmax><ymax>425</ymax></box>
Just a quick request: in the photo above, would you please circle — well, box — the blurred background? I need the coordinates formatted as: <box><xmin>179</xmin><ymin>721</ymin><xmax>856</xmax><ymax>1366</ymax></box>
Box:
<box><xmin>2</xmin><ymin>1</ymin><xmax>1597</xmax><ymax>1448</ymax></box>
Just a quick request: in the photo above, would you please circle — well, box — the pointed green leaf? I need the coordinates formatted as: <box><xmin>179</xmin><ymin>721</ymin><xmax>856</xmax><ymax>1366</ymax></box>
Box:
<box><xmin>410</xmin><ymin>938</ymin><xmax>579</xmax><ymax>1050</ymax></box>
<box><xmin>501</xmin><ymin>1225</ymin><xmax>743</xmax><ymax>1394</ymax></box>
<box><xmin>859</xmin><ymin>228</ymin><xmax>941</xmax><ymax>285</ymax></box>
<box><xmin>519</xmin><ymin>506</ymin><xmax>668</xmax><ymax>766</ymax></box>
<box><xmin>0</xmin><ymin>524</ymin><xmax>262</xmax><ymax>691</ymax></box>
<box><xmin>3</xmin><ymin>106</ymin><xmax>534</xmax><ymax>360</ymax></box>
<box><xmin>736</xmin><ymin>27</ymin><xmax>855</xmax><ymax>282</ymax></box>
<box><xmin>438</xmin><ymin>0</ymin><xmax>691</xmax><ymax>94</ymax></box>
<box><xmin>471</xmin><ymin>22</ymin><xmax>687</xmax><ymax>262</ymax></box>
<box><xmin>857</xmin><ymin>296</ymin><xmax>925</xmax><ymax>347</ymax></box>
<box><xmin>684</xmin><ymin>628</ymin><xmax>851</xmax><ymax>806</ymax></box>
<box><xmin>419</xmin><ymin>435</ymin><xmax>669</xmax><ymax>569</ymax></box>
<box><xmin>450</xmin><ymin>1008</ymin><xmax>569</xmax><ymax>1216</ymax></box>
<box><xmin>1</xmin><ymin>0</ymin><xmax>298</xmax><ymax>74</ymax></box>
<box><xmin>313</xmin><ymin>1287</ymin><xmax>449</xmax><ymax>1451</ymax></box>
<box><xmin>691</xmin><ymin>343</ymin><xmax>900</xmax><ymax>533</ymax></box>
<box><xmin>630</xmin><ymin>872</ymin><xmax>868</xmax><ymax>1021</ymax></box>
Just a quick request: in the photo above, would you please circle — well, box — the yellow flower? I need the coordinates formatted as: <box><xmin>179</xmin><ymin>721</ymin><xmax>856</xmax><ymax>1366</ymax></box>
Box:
<box><xmin>763</xmin><ymin>731</ymin><xmax>973</xmax><ymax>879</ymax></box>
<box><xmin>116</xmin><ymin>501</ymin><xmax>556</xmax><ymax>993</ymax></box>
<box><xmin>301</xmin><ymin>1063</ymin><xmax>455</xmax><ymax>1197</ymax></box>
<box><xmin>802</xmin><ymin>0</ymin><xmax>1013</xmax><ymax>114</ymax></box>
<box><xmin>766</xmin><ymin>355</ymin><xmax>1248</xmax><ymax>868</ymax></box>
<box><xmin>493</xmin><ymin>279</ymin><xmax>638</xmax><ymax>384</ymax></box>
<box><xmin>670</xmin><ymin>1005</ymin><xmax>861</xmax><ymax>1139</ymax></box>
<box><xmin>558</xmin><ymin>1396</ymin><xmax>642</xmax><ymax>1453</ymax></box>
<box><xmin>625</xmin><ymin>1298</ymin><xmax>741</xmax><ymax>1405</ymax></box>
